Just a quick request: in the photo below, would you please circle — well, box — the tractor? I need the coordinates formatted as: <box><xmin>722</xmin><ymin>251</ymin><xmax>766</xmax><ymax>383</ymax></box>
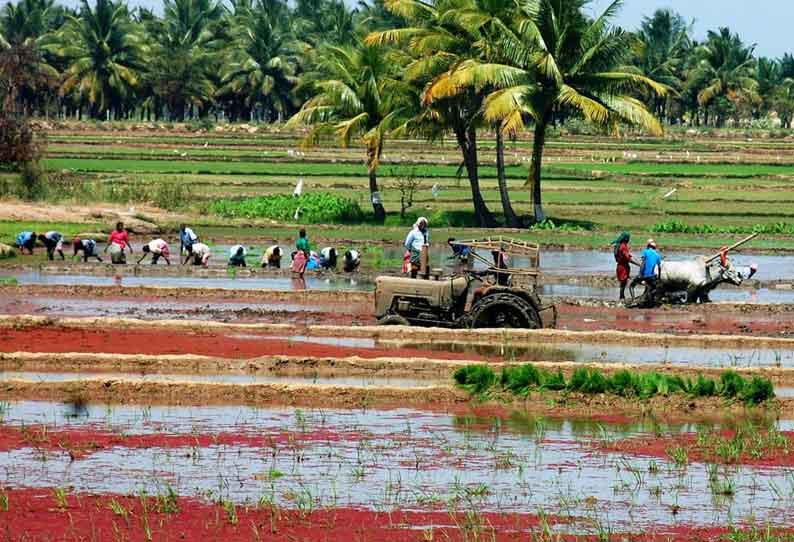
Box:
<box><xmin>374</xmin><ymin>237</ymin><xmax>557</xmax><ymax>329</ymax></box>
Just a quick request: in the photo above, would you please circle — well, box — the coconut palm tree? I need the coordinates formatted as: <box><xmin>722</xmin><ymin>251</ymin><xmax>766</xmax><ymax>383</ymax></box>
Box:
<box><xmin>0</xmin><ymin>0</ymin><xmax>61</xmax><ymax>115</ymax></box>
<box><xmin>287</xmin><ymin>42</ymin><xmax>413</xmax><ymax>223</ymax></box>
<box><xmin>145</xmin><ymin>0</ymin><xmax>222</xmax><ymax>121</ymax></box>
<box><xmin>634</xmin><ymin>8</ymin><xmax>691</xmax><ymax>122</ymax></box>
<box><xmin>218</xmin><ymin>0</ymin><xmax>300</xmax><ymax>122</ymax></box>
<box><xmin>425</xmin><ymin>0</ymin><xmax>667</xmax><ymax>223</ymax></box>
<box><xmin>45</xmin><ymin>0</ymin><xmax>145</xmax><ymax>119</ymax></box>
<box><xmin>688</xmin><ymin>27</ymin><xmax>757</xmax><ymax>127</ymax></box>
<box><xmin>365</xmin><ymin>0</ymin><xmax>499</xmax><ymax>227</ymax></box>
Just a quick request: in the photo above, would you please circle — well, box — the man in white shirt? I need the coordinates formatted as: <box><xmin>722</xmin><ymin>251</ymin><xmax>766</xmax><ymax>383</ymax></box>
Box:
<box><xmin>404</xmin><ymin>217</ymin><xmax>429</xmax><ymax>278</ymax></box>
<box><xmin>189</xmin><ymin>242</ymin><xmax>211</xmax><ymax>266</ymax></box>
<box><xmin>137</xmin><ymin>239</ymin><xmax>171</xmax><ymax>265</ymax></box>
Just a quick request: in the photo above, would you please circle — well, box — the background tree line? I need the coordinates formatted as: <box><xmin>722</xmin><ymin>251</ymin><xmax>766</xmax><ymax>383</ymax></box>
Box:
<box><xmin>2</xmin><ymin>0</ymin><xmax>792</xmax><ymax>225</ymax></box>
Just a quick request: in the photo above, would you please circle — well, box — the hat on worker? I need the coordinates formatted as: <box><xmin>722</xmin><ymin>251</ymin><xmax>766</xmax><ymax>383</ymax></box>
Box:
<box><xmin>647</xmin><ymin>239</ymin><xmax>657</xmax><ymax>248</ymax></box>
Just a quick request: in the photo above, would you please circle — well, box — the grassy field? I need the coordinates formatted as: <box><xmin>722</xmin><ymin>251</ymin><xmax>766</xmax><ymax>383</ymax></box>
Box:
<box><xmin>5</xmin><ymin>124</ymin><xmax>794</xmax><ymax>252</ymax></box>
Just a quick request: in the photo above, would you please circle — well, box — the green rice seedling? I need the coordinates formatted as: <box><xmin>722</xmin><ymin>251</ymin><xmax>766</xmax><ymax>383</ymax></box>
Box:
<box><xmin>222</xmin><ymin>500</ymin><xmax>239</xmax><ymax>525</ymax></box>
<box><xmin>453</xmin><ymin>365</ymin><xmax>496</xmax><ymax>394</ymax></box>
<box><xmin>609</xmin><ymin>370</ymin><xmax>639</xmax><ymax>397</ymax></box>
<box><xmin>108</xmin><ymin>498</ymin><xmax>129</xmax><ymax>522</ymax></box>
<box><xmin>720</xmin><ymin>371</ymin><xmax>747</xmax><ymax>399</ymax></box>
<box><xmin>667</xmin><ymin>446</ymin><xmax>689</xmax><ymax>468</ymax></box>
<box><xmin>692</xmin><ymin>375</ymin><xmax>717</xmax><ymax>397</ymax></box>
<box><xmin>0</xmin><ymin>487</ymin><xmax>8</xmax><ymax>512</ymax></box>
<box><xmin>501</xmin><ymin>364</ymin><xmax>541</xmax><ymax>394</ymax></box>
<box><xmin>582</xmin><ymin>370</ymin><xmax>608</xmax><ymax>394</ymax></box>
<box><xmin>742</xmin><ymin>377</ymin><xmax>776</xmax><ymax>405</ymax></box>
<box><xmin>710</xmin><ymin>475</ymin><xmax>736</xmax><ymax>497</ymax></box>
<box><xmin>542</xmin><ymin>370</ymin><xmax>567</xmax><ymax>391</ymax></box>
<box><xmin>157</xmin><ymin>484</ymin><xmax>179</xmax><ymax>515</ymax></box>
<box><xmin>53</xmin><ymin>487</ymin><xmax>68</xmax><ymax>509</ymax></box>
<box><xmin>567</xmin><ymin>368</ymin><xmax>589</xmax><ymax>392</ymax></box>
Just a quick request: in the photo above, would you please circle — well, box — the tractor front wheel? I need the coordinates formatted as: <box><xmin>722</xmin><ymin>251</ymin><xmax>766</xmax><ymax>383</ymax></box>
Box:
<box><xmin>378</xmin><ymin>314</ymin><xmax>411</xmax><ymax>326</ymax></box>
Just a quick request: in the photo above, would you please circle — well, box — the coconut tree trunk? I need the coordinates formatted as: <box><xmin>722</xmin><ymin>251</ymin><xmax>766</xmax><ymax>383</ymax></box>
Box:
<box><xmin>495</xmin><ymin>129</ymin><xmax>520</xmax><ymax>228</ymax></box>
<box><xmin>366</xmin><ymin>145</ymin><xmax>386</xmax><ymax>224</ymax></box>
<box><xmin>454</xmin><ymin>125</ymin><xmax>496</xmax><ymax>227</ymax></box>
<box><xmin>528</xmin><ymin>112</ymin><xmax>551</xmax><ymax>224</ymax></box>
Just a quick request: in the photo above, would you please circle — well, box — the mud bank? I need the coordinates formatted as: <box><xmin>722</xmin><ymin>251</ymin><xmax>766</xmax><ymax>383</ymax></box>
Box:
<box><xmin>6</xmin><ymin>351</ymin><xmax>794</xmax><ymax>386</ymax></box>
<box><xmin>0</xmin><ymin>377</ymin><xmax>784</xmax><ymax>422</ymax></box>
<box><xmin>4</xmin><ymin>314</ymin><xmax>793</xmax><ymax>349</ymax></box>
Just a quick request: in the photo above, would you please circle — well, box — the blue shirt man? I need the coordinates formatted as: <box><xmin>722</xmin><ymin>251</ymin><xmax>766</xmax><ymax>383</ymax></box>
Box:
<box><xmin>640</xmin><ymin>241</ymin><xmax>661</xmax><ymax>278</ymax></box>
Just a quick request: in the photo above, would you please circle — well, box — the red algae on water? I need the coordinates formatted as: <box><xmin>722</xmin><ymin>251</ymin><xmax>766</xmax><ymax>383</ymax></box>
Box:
<box><xmin>0</xmin><ymin>488</ymin><xmax>790</xmax><ymax>542</ymax></box>
<box><xmin>0</xmin><ymin>424</ymin><xmax>363</xmax><ymax>459</ymax></box>
<box><xmin>594</xmin><ymin>429</ymin><xmax>794</xmax><ymax>468</ymax></box>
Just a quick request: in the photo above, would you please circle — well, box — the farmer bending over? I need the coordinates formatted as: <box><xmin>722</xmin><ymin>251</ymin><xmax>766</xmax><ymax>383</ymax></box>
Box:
<box><xmin>189</xmin><ymin>242</ymin><xmax>211</xmax><ymax>266</ymax></box>
<box><xmin>229</xmin><ymin>245</ymin><xmax>247</xmax><ymax>267</ymax></box>
<box><xmin>180</xmin><ymin>224</ymin><xmax>199</xmax><ymax>264</ymax></box>
<box><xmin>343</xmin><ymin>250</ymin><xmax>360</xmax><ymax>272</ymax></box>
<box><xmin>73</xmin><ymin>238</ymin><xmax>103</xmax><ymax>262</ymax></box>
<box><xmin>105</xmin><ymin>222</ymin><xmax>131</xmax><ymax>264</ymax></box>
<box><xmin>262</xmin><ymin>245</ymin><xmax>282</xmax><ymax>268</ymax></box>
<box><xmin>138</xmin><ymin>239</ymin><xmax>171</xmax><ymax>265</ymax></box>
<box><xmin>404</xmin><ymin>217</ymin><xmax>429</xmax><ymax>278</ymax></box>
<box><xmin>319</xmin><ymin>247</ymin><xmax>337</xmax><ymax>269</ymax></box>
<box><xmin>15</xmin><ymin>231</ymin><xmax>36</xmax><ymax>254</ymax></box>
<box><xmin>38</xmin><ymin>231</ymin><xmax>65</xmax><ymax>260</ymax></box>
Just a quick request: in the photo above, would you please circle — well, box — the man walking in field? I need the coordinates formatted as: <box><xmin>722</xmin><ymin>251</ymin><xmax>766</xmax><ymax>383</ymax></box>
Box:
<box><xmin>630</xmin><ymin>239</ymin><xmax>661</xmax><ymax>301</ymax></box>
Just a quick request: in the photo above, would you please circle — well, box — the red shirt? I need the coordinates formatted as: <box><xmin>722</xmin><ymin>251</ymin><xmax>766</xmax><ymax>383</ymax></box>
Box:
<box><xmin>616</xmin><ymin>242</ymin><xmax>631</xmax><ymax>281</ymax></box>
<box><xmin>109</xmin><ymin>230</ymin><xmax>129</xmax><ymax>249</ymax></box>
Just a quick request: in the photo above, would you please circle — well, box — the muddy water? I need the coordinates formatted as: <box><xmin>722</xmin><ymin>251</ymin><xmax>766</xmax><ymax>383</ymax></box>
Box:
<box><xmin>18</xmin><ymin>297</ymin><xmax>363</xmax><ymax>319</ymax></box>
<box><xmin>1</xmin><ymin>400</ymin><xmax>793</xmax><ymax>531</ymax></box>
<box><xmin>0</xmin><ymin>371</ymin><xmax>440</xmax><ymax>388</ymax></box>
<box><xmin>540</xmin><ymin>283</ymin><xmax>794</xmax><ymax>304</ymax></box>
<box><xmin>10</xmin><ymin>270</ymin><xmax>373</xmax><ymax>291</ymax></box>
<box><xmin>397</xmin><ymin>339</ymin><xmax>794</xmax><ymax>368</ymax></box>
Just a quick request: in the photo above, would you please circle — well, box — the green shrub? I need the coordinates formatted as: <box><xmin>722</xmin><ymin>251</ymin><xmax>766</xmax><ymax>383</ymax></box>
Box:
<box><xmin>211</xmin><ymin>193</ymin><xmax>364</xmax><ymax>224</ymax></box>
<box><xmin>741</xmin><ymin>377</ymin><xmax>775</xmax><ymax>405</ymax></box>
<box><xmin>581</xmin><ymin>370</ymin><xmax>608</xmax><ymax>394</ymax></box>
<box><xmin>651</xmin><ymin>219</ymin><xmax>794</xmax><ymax>236</ymax></box>
<box><xmin>453</xmin><ymin>365</ymin><xmax>496</xmax><ymax>394</ymax></box>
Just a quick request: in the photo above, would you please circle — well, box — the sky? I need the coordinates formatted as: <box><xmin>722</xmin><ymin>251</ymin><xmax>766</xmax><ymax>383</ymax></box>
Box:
<box><xmin>589</xmin><ymin>0</ymin><xmax>793</xmax><ymax>58</ymax></box>
<box><xmin>2</xmin><ymin>0</ymin><xmax>791</xmax><ymax>58</ymax></box>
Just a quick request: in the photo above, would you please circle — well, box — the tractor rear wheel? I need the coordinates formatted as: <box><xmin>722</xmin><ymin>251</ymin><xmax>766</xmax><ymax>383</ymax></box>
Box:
<box><xmin>468</xmin><ymin>293</ymin><xmax>540</xmax><ymax>329</ymax></box>
<box><xmin>378</xmin><ymin>314</ymin><xmax>411</xmax><ymax>326</ymax></box>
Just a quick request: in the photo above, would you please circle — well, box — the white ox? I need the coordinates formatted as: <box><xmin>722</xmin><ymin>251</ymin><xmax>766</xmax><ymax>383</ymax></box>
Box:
<box><xmin>654</xmin><ymin>257</ymin><xmax>756</xmax><ymax>303</ymax></box>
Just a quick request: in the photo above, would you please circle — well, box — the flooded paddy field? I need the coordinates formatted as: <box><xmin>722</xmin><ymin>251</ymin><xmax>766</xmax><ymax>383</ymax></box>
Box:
<box><xmin>2</xmin><ymin>400</ymin><xmax>794</xmax><ymax>540</ymax></box>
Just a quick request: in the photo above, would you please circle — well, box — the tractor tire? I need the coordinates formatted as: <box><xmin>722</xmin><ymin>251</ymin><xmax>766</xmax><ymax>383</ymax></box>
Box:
<box><xmin>378</xmin><ymin>314</ymin><xmax>411</xmax><ymax>326</ymax></box>
<box><xmin>467</xmin><ymin>293</ymin><xmax>540</xmax><ymax>329</ymax></box>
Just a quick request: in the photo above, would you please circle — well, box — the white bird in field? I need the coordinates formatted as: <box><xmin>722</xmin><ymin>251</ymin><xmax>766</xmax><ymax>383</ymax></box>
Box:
<box><xmin>203</xmin><ymin>142</ymin><xmax>208</xmax><ymax>148</ymax></box>
<box><xmin>431</xmin><ymin>184</ymin><xmax>440</xmax><ymax>198</ymax></box>
<box><xmin>294</xmin><ymin>178</ymin><xmax>304</xmax><ymax>197</ymax></box>
<box><xmin>180</xmin><ymin>152</ymin><xmax>187</xmax><ymax>157</ymax></box>
<box><xmin>293</xmin><ymin>207</ymin><xmax>301</xmax><ymax>220</ymax></box>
